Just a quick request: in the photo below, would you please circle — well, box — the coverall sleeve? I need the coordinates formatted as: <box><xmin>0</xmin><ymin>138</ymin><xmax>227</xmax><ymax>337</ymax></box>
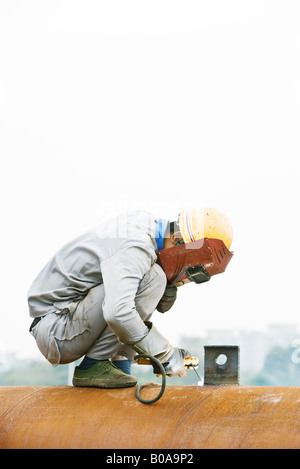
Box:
<box><xmin>100</xmin><ymin>245</ymin><xmax>154</xmax><ymax>345</ymax></box>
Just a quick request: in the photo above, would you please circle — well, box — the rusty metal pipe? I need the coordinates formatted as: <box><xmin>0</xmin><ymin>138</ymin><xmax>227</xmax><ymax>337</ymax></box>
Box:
<box><xmin>0</xmin><ymin>385</ymin><xmax>299</xmax><ymax>449</ymax></box>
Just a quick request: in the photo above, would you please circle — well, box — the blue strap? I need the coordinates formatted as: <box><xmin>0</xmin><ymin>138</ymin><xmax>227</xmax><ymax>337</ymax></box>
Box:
<box><xmin>155</xmin><ymin>218</ymin><xmax>169</xmax><ymax>251</ymax></box>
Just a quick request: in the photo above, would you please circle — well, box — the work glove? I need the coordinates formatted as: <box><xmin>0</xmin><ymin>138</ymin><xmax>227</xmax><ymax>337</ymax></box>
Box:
<box><xmin>131</xmin><ymin>322</ymin><xmax>190</xmax><ymax>378</ymax></box>
<box><xmin>153</xmin><ymin>348</ymin><xmax>191</xmax><ymax>377</ymax></box>
<box><xmin>156</xmin><ymin>285</ymin><xmax>177</xmax><ymax>313</ymax></box>
<box><xmin>132</xmin><ymin>321</ymin><xmax>174</xmax><ymax>363</ymax></box>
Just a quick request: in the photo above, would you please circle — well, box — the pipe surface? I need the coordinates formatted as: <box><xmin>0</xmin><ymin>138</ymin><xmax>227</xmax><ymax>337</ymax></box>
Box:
<box><xmin>0</xmin><ymin>385</ymin><xmax>299</xmax><ymax>449</ymax></box>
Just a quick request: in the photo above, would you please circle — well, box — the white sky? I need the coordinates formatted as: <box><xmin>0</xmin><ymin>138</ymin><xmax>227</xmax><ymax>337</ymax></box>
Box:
<box><xmin>1</xmin><ymin>1</ymin><xmax>300</xmax><ymax>359</ymax></box>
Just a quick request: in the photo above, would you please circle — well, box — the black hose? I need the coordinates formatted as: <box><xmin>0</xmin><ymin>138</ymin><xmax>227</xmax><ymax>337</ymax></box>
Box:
<box><xmin>134</xmin><ymin>354</ymin><xmax>166</xmax><ymax>404</ymax></box>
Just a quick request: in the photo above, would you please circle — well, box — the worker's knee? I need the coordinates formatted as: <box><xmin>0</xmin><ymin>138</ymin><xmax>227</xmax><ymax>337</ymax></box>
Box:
<box><xmin>152</xmin><ymin>263</ymin><xmax>168</xmax><ymax>298</ymax></box>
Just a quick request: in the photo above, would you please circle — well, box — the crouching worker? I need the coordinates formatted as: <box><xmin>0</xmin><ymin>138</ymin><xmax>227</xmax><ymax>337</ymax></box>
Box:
<box><xmin>28</xmin><ymin>211</ymin><xmax>189</xmax><ymax>388</ymax></box>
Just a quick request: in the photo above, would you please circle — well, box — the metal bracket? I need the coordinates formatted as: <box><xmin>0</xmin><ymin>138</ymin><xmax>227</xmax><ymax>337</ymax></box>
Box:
<box><xmin>204</xmin><ymin>345</ymin><xmax>240</xmax><ymax>385</ymax></box>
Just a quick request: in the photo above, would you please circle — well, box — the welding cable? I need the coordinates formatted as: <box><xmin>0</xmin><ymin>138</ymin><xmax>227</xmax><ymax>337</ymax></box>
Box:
<box><xmin>134</xmin><ymin>354</ymin><xmax>166</xmax><ymax>404</ymax></box>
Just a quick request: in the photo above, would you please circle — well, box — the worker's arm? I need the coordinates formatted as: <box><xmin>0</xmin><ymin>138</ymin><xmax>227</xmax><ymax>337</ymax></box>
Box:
<box><xmin>133</xmin><ymin>321</ymin><xmax>190</xmax><ymax>377</ymax></box>
<box><xmin>101</xmin><ymin>245</ymin><xmax>188</xmax><ymax>377</ymax></box>
<box><xmin>100</xmin><ymin>245</ymin><xmax>156</xmax><ymax>345</ymax></box>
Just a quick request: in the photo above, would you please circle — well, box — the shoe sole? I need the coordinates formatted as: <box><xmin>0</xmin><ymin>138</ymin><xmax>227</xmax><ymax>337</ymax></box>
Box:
<box><xmin>72</xmin><ymin>377</ymin><xmax>137</xmax><ymax>389</ymax></box>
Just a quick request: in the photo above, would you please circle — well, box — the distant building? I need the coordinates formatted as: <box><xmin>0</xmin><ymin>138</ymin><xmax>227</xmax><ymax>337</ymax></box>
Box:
<box><xmin>204</xmin><ymin>324</ymin><xmax>299</xmax><ymax>374</ymax></box>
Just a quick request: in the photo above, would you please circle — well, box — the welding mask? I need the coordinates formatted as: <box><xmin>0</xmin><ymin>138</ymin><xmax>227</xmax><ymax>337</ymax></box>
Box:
<box><xmin>156</xmin><ymin>238</ymin><xmax>233</xmax><ymax>287</ymax></box>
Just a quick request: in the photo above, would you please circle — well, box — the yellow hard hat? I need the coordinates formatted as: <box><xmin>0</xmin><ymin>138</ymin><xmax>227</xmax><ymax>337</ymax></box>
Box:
<box><xmin>178</xmin><ymin>207</ymin><xmax>233</xmax><ymax>250</ymax></box>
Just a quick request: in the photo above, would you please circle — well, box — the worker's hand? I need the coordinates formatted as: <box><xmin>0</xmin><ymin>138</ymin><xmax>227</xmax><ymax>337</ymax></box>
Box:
<box><xmin>153</xmin><ymin>348</ymin><xmax>191</xmax><ymax>377</ymax></box>
<box><xmin>156</xmin><ymin>285</ymin><xmax>177</xmax><ymax>313</ymax></box>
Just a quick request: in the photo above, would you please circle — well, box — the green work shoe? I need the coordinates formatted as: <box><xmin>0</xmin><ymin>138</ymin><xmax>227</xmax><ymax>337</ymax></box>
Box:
<box><xmin>72</xmin><ymin>360</ymin><xmax>138</xmax><ymax>388</ymax></box>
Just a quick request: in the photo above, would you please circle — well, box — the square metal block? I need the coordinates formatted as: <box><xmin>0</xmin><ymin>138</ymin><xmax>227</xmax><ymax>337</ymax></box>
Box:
<box><xmin>204</xmin><ymin>345</ymin><xmax>240</xmax><ymax>385</ymax></box>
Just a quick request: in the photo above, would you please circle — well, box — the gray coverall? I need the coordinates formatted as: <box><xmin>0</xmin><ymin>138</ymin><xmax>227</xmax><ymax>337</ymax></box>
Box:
<box><xmin>28</xmin><ymin>211</ymin><xmax>167</xmax><ymax>366</ymax></box>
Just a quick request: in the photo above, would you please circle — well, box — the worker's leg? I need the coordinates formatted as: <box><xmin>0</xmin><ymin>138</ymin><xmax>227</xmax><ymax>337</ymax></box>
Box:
<box><xmin>31</xmin><ymin>263</ymin><xmax>166</xmax><ymax>366</ymax></box>
<box><xmin>55</xmin><ymin>283</ymin><xmax>120</xmax><ymax>364</ymax></box>
<box><xmin>30</xmin><ymin>283</ymin><xmax>111</xmax><ymax>366</ymax></box>
<box><xmin>30</xmin><ymin>283</ymin><xmax>137</xmax><ymax>387</ymax></box>
<box><xmin>72</xmin><ymin>263</ymin><xmax>166</xmax><ymax>386</ymax></box>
